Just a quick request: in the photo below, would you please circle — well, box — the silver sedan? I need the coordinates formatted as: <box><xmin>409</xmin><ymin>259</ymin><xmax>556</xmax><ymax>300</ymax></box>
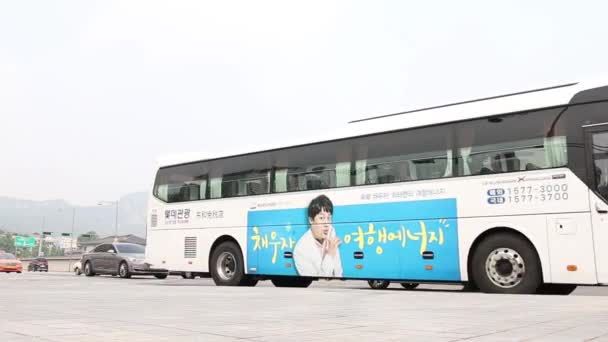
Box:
<box><xmin>80</xmin><ymin>243</ymin><xmax>168</xmax><ymax>279</ymax></box>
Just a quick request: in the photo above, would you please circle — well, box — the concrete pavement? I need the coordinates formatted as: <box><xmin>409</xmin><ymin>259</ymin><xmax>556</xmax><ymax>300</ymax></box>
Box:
<box><xmin>1</xmin><ymin>272</ymin><xmax>608</xmax><ymax>341</ymax></box>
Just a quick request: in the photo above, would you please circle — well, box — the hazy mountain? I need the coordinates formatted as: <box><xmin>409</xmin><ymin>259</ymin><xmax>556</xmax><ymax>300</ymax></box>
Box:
<box><xmin>0</xmin><ymin>192</ymin><xmax>148</xmax><ymax>238</ymax></box>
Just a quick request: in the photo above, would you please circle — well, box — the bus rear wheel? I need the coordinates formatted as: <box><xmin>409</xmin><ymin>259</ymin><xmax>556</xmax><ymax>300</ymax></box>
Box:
<box><xmin>400</xmin><ymin>282</ymin><xmax>419</xmax><ymax>290</ymax></box>
<box><xmin>181</xmin><ymin>272</ymin><xmax>195</xmax><ymax>279</ymax></box>
<box><xmin>210</xmin><ymin>241</ymin><xmax>245</xmax><ymax>286</ymax></box>
<box><xmin>471</xmin><ymin>232</ymin><xmax>541</xmax><ymax>294</ymax></box>
<box><xmin>240</xmin><ymin>277</ymin><xmax>259</xmax><ymax>287</ymax></box>
<box><xmin>368</xmin><ymin>280</ymin><xmax>390</xmax><ymax>289</ymax></box>
<box><xmin>537</xmin><ymin>284</ymin><xmax>577</xmax><ymax>295</ymax></box>
<box><xmin>271</xmin><ymin>277</ymin><xmax>313</xmax><ymax>288</ymax></box>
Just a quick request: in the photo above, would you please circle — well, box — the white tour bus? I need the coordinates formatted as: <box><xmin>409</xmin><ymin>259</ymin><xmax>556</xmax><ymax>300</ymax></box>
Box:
<box><xmin>145</xmin><ymin>81</ymin><xmax>608</xmax><ymax>295</ymax></box>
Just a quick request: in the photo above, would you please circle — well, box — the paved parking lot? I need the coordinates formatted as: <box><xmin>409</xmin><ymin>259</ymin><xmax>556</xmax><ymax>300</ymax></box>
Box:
<box><xmin>2</xmin><ymin>272</ymin><xmax>608</xmax><ymax>341</ymax></box>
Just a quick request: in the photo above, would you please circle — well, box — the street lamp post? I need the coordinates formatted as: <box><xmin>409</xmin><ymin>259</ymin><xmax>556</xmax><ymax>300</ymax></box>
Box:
<box><xmin>70</xmin><ymin>207</ymin><xmax>76</xmax><ymax>251</ymax></box>
<box><xmin>38</xmin><ymin>216</ymin><xmax>45</xmax><ymax>257</ymax></box>
<box><xmin>68</xmin><ymin>208</ymin><xmax>76</xmax><ymax>272</ymax></box>
<box><xmin>98</xmin><ymin>200</ymin><xmax>119</xmax><ymax>241</ymax></box>
<box><xmin>114</xmin><ymin>201</ymin><xmax>118</xmax><ymax>238</ymax></box>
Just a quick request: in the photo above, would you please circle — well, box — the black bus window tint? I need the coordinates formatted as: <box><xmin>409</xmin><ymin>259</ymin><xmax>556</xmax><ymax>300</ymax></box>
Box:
<box><xmin>153</xmin><ymin>163</ymin><xmax>208</xmax><ymax>203</ymax></box>
<box><xmin>167</xmin><ymin>180</ymin><xmax>206</xmax><ymax>203</ymax></box>
<box><xmin>592</xmin><ymin>131</ymin><xmax>608</xmax><ymax>201</ymax></box>
<box><xmin>274</xmin><ymin>140</ymin><xmax>348</xmax><ymax>193</ymax></box>
<box><xmin>411</xmin><ymin>152</ymin><xmax>449</xmax><ymax>180</ymax></box>
<box><xmin>208</xmin><ymin>152</ymin><xmax>273</xmax><ymax>198</ymax></box>
<box><xmin>361</xmin><ymin>150</ymin><xmax>449</xmax><ymax>183</ymax></box>
<box><xmin>357</xmin><ymin>156</ymin><xmax>414</xmax><ymax>185</ymax></box>
<box><xmin>462</xmin><ymin>138</ymin><xmax>551</xmax><ymax>175</ymax></box>
<box><xmin>221</xmin><ymin>170</ymin><xmax>270</xmax><ymax>198</ymax></box>
<box><xmin>354</xmin><ymin>124</ymin><xmax>453</xmax><ymax>185</ymax></box>
<box><xmin>455</xmin><ymin>108</ymin><xmax>568</xmax><ymax>176</ymax></box>
<box><xmin>155</xmin><ymin>183</ymin><xmax>168</xmax><ymax>201</ymax></box>
<box><xmin>221</xmin><ymin>178</ymin><xmax>239</xmax><ymax>198</ymax></box>
<box><xmin>287</xmin><ymin>165</ymin><xmax>336</xmax><ymax>191</ymax></box>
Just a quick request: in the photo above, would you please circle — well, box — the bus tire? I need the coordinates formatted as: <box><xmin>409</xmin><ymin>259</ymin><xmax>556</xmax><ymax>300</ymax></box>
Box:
<box><xmin>400</xmin><ymin>282</ymin><xmax>419</xmax><ymax>290</ymax></box>
<box><xmin>271</xmin><ymin>277</ymin><xmax>313</xmax><ymax>288</ymax></box>
<box><xmin>537</xmin><ymin>284</ymin><xmax>577</xmax><ymax>295</ymax></box>
<box><xmin>368</xmin><ymin>280</ymin><xmax>390</xmax><ymax>289</ymax></box>
<box><xmin>210</xmin><ymin>241</ymin><xmax>245</xmax><ymax>286</ymax></box>
<box><xmin>471</xmin><ymin>232</ymin><xmax>541</xmax><ymax>294</ymax></box>
<box><xmin>462</xmin><ymin>282</ymin><xmax>479</xmax><ymax>292</ymax></box>
<box><xmin>239</xmin><ymin>277</ymin><xmax>258</xmax><ymax>287</ymax></box>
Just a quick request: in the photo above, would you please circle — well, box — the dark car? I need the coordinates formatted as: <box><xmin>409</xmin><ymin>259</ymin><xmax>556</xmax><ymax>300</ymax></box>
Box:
<box><xmin>80</xmin><ymin>243</ymin><xmax>168</xmax><ymax>279</ymax></box>
<box><xmin>28</xmin><ymin>257</ymin><xmax>48</xmax><ymax>272</ymax></box>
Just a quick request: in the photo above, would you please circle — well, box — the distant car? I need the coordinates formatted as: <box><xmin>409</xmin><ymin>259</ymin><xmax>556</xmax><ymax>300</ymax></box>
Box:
<box><xmin>73</xmin><ymin>260</ymin><xmax>82</xmax><ymax>275</ymax></box>
<box><xmin>27</xmin><ymin>257</ymin><xmax>48</xmax><ymax>272</ymax></box>
<box><xmin>0</xmin><ymin>253</ymin><xmax>22</xmax><ymax>273</ymax></box>
<box><xmin>80</xmin><ymin>243</ymin><xmax>168</xmax><ymax>279</ymax></box>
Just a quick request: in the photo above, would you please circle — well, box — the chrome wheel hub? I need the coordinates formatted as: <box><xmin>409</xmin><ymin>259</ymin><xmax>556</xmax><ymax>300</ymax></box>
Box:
<box><xmin>485</xmin><ymin>248</ymin><xmax>525</xmax><ymax>288</ymax></box>
<box><xmin>216</xmin><ymin>252</ymin><xmax>237</xmax><ymax>281</ymax></box>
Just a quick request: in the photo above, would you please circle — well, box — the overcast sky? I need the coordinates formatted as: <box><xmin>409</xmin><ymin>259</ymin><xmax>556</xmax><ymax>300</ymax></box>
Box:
<box><xmin>1</xmin><ymin>1</ymin><xmax>607</xmax><ymax>206</ymax></box>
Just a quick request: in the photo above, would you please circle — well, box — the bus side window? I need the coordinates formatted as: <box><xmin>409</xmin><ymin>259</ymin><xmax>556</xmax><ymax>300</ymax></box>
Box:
<box><xmin>305</xmin><ymin>166</ymin><xmax>332</xmax><ymax>190</ymax></box>
<box><xmin>504</xmin><ymin>152</ymin><xmax>521</xmax><ymax>171</ymax></box>
<box><xmin>246</xmin><ymin>181</ymin><xmax>263</xmax><ymax>195</ymax></box>
<box><xmin>155</xmin><ymin>184</ymin><xmax>169</xmax><ymax>202</ymax></box>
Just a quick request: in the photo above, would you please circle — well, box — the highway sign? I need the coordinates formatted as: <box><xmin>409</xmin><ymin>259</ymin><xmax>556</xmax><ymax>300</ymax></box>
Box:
<box><xmin>14</xmin><ymin>236</ymin><xmax>37</xmax><ymax>248</ymax></box>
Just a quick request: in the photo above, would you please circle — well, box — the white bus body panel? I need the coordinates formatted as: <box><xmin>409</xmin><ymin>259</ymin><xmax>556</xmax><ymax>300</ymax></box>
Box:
<box><xmin>146</xmin><ymin>168</ymin><xmax>598</xmax><ymax>284</ymax></box>
<box><xmin>590</xmin><ymin>192</ymin><xmax>608</xmax><ymax>284</ymax></box>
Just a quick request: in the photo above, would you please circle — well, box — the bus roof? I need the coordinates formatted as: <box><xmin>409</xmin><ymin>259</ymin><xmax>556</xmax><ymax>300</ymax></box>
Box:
<box><xmin>157</xmin><ymin>79</ymin><xmax>608</xmax><ymax>168</ymax></box>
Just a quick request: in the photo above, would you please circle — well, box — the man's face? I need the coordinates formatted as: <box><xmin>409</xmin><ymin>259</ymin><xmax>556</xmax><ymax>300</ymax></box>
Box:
<box><xmin>309</xmin><ymin>209</ymin><xmax>332</xmax><ymax>242</ymax></box>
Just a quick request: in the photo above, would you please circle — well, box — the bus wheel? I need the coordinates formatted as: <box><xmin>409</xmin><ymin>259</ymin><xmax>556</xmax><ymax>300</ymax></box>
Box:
<box><xmin>471</xmin><ymin>233</ymin><xmax>541</xmax><ymax>294</ymax></box>
<box><xmin>537</xmin><ymin>284</ymin><xmax>577</xmax><ymax>295</ymax></box>
<box><xmin>400</xmin><ymin>282</ymin><xmax>419</xmax><ymax>290</ymax></box>
<box><xmin>210</xmin><ymin>241</ymin><xmax>245</xmax><ymax>286</ymax></box>
<box><xmin>239</xmin><ymin>277</ymin><xmax>258</xmax><ymax>287</ymax></box>
<box><xmin>367</xmin><ymin>280</ymin><xmax>390</xmax><ymax>289</ymax></box>
<box><xmin>462</xmin><ymin>282</ymin><xmax>479</xmax><ymax>292</ymax></box>
<box><xmin>271</xmin><ymin>277</ymin><xmax>313</xmax><ymax>288</ymax></box>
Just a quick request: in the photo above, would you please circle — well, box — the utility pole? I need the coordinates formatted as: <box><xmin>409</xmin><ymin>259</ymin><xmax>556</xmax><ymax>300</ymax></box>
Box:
<box><xmin>68</xmin><ymin>208</ymin><xmax>76</xmax><ymax>272</ymax></box>
<box><xmin>98</xmin><ymin>200</ymin><xmax>120</xmax><ymax>242</ymax></box>
<box><xmin>115</xmin><ymin>200</ymin><xmax>119</xmax><ymax>240</ymax></box>
<box><xmin>38</xmin><ymin>217</ymin><xmax>45</xmax><ymax>257</ymax></box>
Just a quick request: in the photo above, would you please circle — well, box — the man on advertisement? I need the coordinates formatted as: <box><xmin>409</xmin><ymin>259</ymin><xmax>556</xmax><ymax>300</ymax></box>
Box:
<box><xmin>293</xmin><ymin>195</ymin><xmax>343</xmax><ymax>277</ymax></box>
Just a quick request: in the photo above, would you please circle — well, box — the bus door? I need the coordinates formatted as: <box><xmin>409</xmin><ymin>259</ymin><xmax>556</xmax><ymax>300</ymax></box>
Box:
<box><xmin>586</xmin><ymin>125</ymin><xmax>608</xmax><ymax>284</ymax></box>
